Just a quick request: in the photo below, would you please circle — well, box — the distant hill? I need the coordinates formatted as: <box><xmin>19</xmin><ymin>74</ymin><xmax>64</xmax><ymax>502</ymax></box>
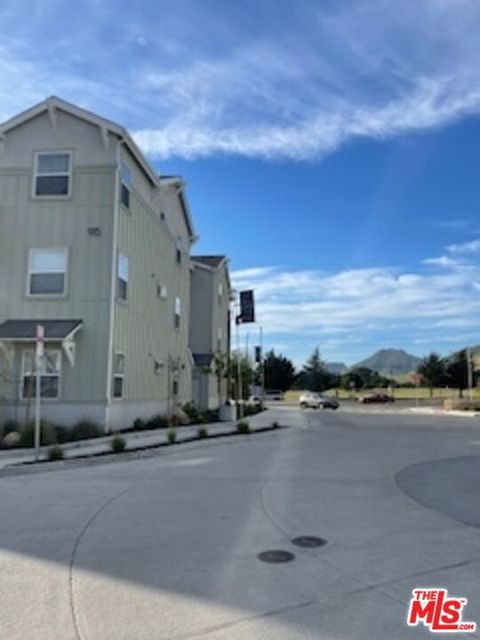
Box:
<box><xmin>353</xmin><ymin>349</ymin><xmax>422</xmax><ymax>375</ymax></box>
<box><xmin>325</xmin><ymin>361</ymin><xmax>348</xmax><ymax>374</ymax></box>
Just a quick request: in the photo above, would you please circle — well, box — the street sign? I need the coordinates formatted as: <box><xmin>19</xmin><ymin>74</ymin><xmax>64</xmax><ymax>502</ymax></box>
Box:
<box><xmin>239</xmin><ymin>290</ymin><xmax>255</xmax><ymax>324</ymax></box>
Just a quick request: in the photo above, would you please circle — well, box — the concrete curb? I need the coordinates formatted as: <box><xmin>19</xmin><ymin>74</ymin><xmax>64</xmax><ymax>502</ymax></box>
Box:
<box><xmin>409</xmin><ymin>408</ymin><xmax>480</xmax><ymax>418</ymax></box>
<box><xmin>0</xmin><ymin>410</ymin><xmax>280</xmax><ymax>469</ymax></box>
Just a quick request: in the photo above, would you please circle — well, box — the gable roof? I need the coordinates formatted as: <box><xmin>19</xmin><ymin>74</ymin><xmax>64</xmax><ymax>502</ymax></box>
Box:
<box><xmin>0</xmin><ymin>95</ymin><xmax>158</xmax><ymax>186</ymax></box>
<box><xmin>192</xmin><ymin>255</ymin><xmax>227</xmax><ymax>268</ymax></box>
<box><xmin>159</xmin><ymin>176</ymin><xmax>196</xmax><ymax>241</ymax></box>
<box><xmin>0</xmin><ymin>96</ymin><xmax>196</xmax><ymax>239</ymax></box>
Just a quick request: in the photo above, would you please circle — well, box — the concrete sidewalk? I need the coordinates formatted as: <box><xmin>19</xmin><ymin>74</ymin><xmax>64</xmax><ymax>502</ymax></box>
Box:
<box><xmin>0</xmin><ymin>409</ymin><xmax>285</xmax><ymax>469</ymax></box>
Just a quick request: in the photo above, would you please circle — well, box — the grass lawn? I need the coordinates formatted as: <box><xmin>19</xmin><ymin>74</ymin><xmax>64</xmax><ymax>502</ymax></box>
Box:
<box><xmin>284</xmin><ymin>387</ymin><xmax>480</xmax><ymax>402</ymax></box>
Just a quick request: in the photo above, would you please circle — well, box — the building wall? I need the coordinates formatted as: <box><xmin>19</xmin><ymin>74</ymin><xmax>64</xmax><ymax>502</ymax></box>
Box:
<box><xmin>190</xmin><ymin>261</ymin><xmax>231</xmax><ymax>409</ymax></box>
<box><xmin>111</xmin><ymin>154</ymin><xmax>193</xmax><ymax>426</ymax></box>
<box><xmin>189</xmin><ymin>266</ymin><xmax>214</xmax><ymax>355</ymax></box>
<box><xmin>0</xmin><ymin>111</ymin><xmax>116</xmax><ymax>422</ymax></box>
<box><xmin>0</xmin><ymin>104</ymin><xmax>199</xmax><ymax>431</ymax></box>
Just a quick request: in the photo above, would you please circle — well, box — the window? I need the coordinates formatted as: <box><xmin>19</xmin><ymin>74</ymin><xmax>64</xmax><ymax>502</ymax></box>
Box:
<box><xmin>34</xmin><ymin>152</ymin><xmax>71</xmax><ymax>197</ymax></box>
<box><xmin>28</xmin><ymin>248</ymin><xmax>67</xmax><ymax>296</ymax></box>
<box><xmin>120</xmin><ymin>162</ymin><xmax>132</xmax><ymax>208</ymax></box>
<box><xmin>176</xmin><ymin>236</ymin><xmax>182</xmax><ymax>264</ymax></box>
<box><xmin>217</xmin><ymin>327</ymin><xmax>223</xmax><ymax>352</ymax></box>
<box><xmin>174</xmin><ymin>297</ymin><xmax>181</xmax><ymax>329</ymax></box>
<box><xmin>21</xmin><ymin>350</ymin><xmax>61</xmax><ymax>399</ymax></box>
<box><xmin>157</xmin><ymin>284</ymin><xmax>167</xmax><ymax>299</ymax></box>
<box><xmin>117</xmin><ymin>253</ymin><xmax>129</xmax><ymax>301</ymax></box>
<box><xmin>113</xmin><ymin>353</ymin><xmax>125</xmax><ymax>398</ymax></box>
<box><xmin>218</xmin><ymin>281</ymin><xmax>223</xmax><ymax>303</ymax></box>
<box><xmin>172</xmin><ymin>380</ymin><xmax>178</xmax><ymax>396</ymax></box>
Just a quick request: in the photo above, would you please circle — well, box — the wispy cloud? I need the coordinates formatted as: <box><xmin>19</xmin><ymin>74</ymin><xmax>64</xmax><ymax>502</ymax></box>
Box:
<box><xmin>232</xmin><ymin>257</ymin><xmax>480</xmax><ymax>363</ymax></box>
<box><xmin>447</xmin><ymin>239</ymin><xmax>480</xmax><ymax>254</ymax></box>
<box><xmin>1</xmin><ymin>0</ymin><xmax>480</xmax><ymax>160</ymax></box>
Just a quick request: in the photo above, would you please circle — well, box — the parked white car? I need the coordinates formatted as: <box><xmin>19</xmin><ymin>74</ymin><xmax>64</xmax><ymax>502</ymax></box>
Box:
<box><xmin>299</xmin><ymin>392</ymin><xmax>339</xmax><ymax>410</ymax></box>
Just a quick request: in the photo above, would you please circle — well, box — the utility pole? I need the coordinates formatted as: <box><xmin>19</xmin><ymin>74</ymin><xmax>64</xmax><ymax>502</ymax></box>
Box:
<box><xmin>236</xmin><ymin>313</ymin><xmax>243</xmax><ymax>419</ymax></box>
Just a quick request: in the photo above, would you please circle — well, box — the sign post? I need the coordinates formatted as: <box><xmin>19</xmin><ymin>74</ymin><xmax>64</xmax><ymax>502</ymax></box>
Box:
<box><xmin>235</xmin><ymin>290</ymin><xmax>256</xmax><ymax>419</ymax></box>
<box><xmin>34</xmin><ymin>325</ymin><xmax>44</xmax><ymax>462</ymax></box>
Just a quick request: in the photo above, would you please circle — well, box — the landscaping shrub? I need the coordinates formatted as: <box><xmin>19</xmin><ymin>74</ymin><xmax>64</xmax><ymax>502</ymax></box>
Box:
<box><xmin>183</xmin><ymin>402</ymin><xmax>199</xmax><ymax>422</ymax></box>
<box><xmin>54</xmin><ymin>425</ymin><xmax>69</xmax><ymax>443</ymax></box>
<box><xmin>19</xmin><ymin>422</ymin><xmax>58</xmax><ymax>447</ymax></box>
<box><xmin>111</xmin><ymin>435</ymin><xmax>126</xmax><ymax>453</ymax></box>
<box><xmin>2</xmin><ymin>419</ymin><xmax>20</xmax><ymax>435</ymax></box>
<box><xmin>237</xmin><ymin>420</ymin><xmax>250</xmax><ymax>434</ymax></box>
<box><xmin>200</xmin><ymin>409</ymin><xmax>219</xmax><ymax>423</ymax></box>
<box><xmin>70</xmin><ymin>420</ymin><xmax>102</xmax><ymax>441</ymax></box>
<box><xmin>167</xmin><ymin>428</ymin><xmax>176</xmax><ymax>444</ymax></box>
<box><xmin>47</xmin><ymin>445</ymin><xmax>64</xmax><ymax>461</ymax></box>
<box><xmin>133</xmin><ymin>418</ymin><xmax>146</xmax><ymax>431</ymax></box>
<box><xmin>197</xmin><ymin>426</ymin><xmax>208</xmax><ymax>439</ymax></box>
<box><xmin>145</xmin><ymin>414</ymin><xmax>169</xmax><ymax>430</ymax></box>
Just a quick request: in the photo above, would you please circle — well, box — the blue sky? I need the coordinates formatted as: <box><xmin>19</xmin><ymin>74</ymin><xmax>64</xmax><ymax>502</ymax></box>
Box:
<box><xmin>1</xmin><ymin>0</ymin><xmax>480</xmax><ymax>366</ymax></box>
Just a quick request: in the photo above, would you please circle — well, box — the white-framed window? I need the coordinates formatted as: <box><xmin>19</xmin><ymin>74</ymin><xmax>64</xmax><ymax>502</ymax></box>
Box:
<box><xmin>33</xmin><ymin>151</ymin><xmax>72</xmax><ymax>197</ymax></box>
<box><xmin>21</xmin><ymin>349</ymin><xmax>61</xmax><ymax>399</ymax></box>
<box><xmin>157</xmin><ymin>284</ymin><xmax>167</xmax><ymax>299</ymax></box>
<box><xmin>174</xmin><ymin>296</ymin><xmax>181</xmax><ymax>329</ymax></box>
<box><xmin>218</xmin><ymin>281</ymin><xmax>223</xmax><ymax>303</ymax></box>
<box><xmin>217</xmin><ymin>327</ymin><xmax>223</xmax><ymax>352</ymax></box>
<box><xmin>112</xmin><ymin>352</ymin><xmax>125</xmax><ymax>398</ymax></box>
<box><xmin>117</xmin><ymin>253</ymin><xmax>129</xmax><ymax>301</ymax></box>
<box><xmin>120</xmin><ymin>162</ymin><xmax>132</xmax><ymax>209</ymax></box>
<box><xmin>28</xmin><ymin>248</ymin><xmax>68</xmax><ymax>296</ymax></box>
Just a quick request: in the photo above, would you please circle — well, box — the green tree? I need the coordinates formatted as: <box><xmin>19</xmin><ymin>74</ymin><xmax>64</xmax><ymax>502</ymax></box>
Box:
<box><xmin>299</xmin><ymin>347</ymin><xmax>328</xmax><ymax>392</ymax></box>
<box><xmin>263</xmin><ymin>350</ymin><xmax>295</xmax><ymax>392</ymax></box>
<box><xmin>446</xmin><ymin>350</ymin><xmax>469</xmax><ymax>398</ymax></box>
<box><xmin>417</xmin><ymin>353</ymin><xmax>446</xmax><ymax>397</ymax></box>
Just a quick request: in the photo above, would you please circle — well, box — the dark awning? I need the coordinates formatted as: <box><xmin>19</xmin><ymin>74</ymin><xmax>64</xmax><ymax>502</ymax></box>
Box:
<box><xmin>193</xmin><ymin>353</ymin><xmax>214</xmax><ymax>367</ymax></box>
<box><xmin>0</xmin><ymin>319</ymin><xmax>83</xmax><ymax>341</ymax></box>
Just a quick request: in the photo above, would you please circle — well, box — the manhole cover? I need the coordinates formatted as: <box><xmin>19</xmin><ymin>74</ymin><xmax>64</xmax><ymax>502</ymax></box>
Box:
<box><xmin>257</xmin><ymin>550</ymin><xmax>295</xmax><ymax>563</ymax></box>
<box><xmin>291</xmin><ymin>536</ymin><xmax>327</xmax><ymax>548</ymax></box>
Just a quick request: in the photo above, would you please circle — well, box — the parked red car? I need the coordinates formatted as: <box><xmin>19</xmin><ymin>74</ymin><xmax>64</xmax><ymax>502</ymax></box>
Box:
<box><xmin>358</xmin><ymin>393</ymin><xmax>395</xmax><ymax>404</ymax></box>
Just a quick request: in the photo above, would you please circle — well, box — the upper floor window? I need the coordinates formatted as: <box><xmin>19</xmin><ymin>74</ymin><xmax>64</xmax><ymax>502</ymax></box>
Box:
<box><xmin>176</xmin><ymin>236</ymin><xmax>182</xmax><ymax>264</ymax></box>
<box><xmin>218</xmin><ymin>281</ymin><xmax>223</xmax><ymax>303</ymax></box>
<box><xmin>34</xmin><ymin>151</ymin><xmax>72</xmax><ymax>197</ymax></box>
<box><xmin>28</xmin><ymin>248</ymin><xmax>68</xmax><ymax>296</ymax></box>
<box><xmin>174</xmin><ymin>297</ymin><xmax>181</xmax><ymax>329</ymax></box>
<box><xmin>117</xmin><ymin>253</ymin><xmax>129</xmax><ymax>301</ymax></box>
<box><xmin>120</xmin><ymin>162</ymin><xmax>132</xmax><ymax>209</ymax></box>
<box><xmin>22</xmin><ymin>349</ymin><xmax>61</xmax><ymax>399</ymax></box>
<box><xmin>217</xmin><ymin>327</ymin><xmax>223</xmax><ymax>352</ymax></box>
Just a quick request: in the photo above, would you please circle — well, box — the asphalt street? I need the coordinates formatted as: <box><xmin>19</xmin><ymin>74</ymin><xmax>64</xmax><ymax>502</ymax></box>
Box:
<box><xmin>1</xmin><ymin>407</ymin><xmax>480</xmax><ymax>639</ymax></box>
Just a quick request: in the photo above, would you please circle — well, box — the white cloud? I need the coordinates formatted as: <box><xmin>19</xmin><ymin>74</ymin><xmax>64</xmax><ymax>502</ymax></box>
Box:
<box><xmin>423</xmin><ymin>255</ymin><xmax>465</xmax><ymax>268</ymax></box>
<box><xmin>231</xmin><ymin>262</ymin><xmax>480</xmax><ymax>338</ymax></box>
<box><xmin>447</xmin><ymin>239</ymin><xmax>480</xmax><ymax>254</ymax></box>
<box><xmin>2</xmin><ymin>1</ymin><xmax>480</xmax><ymax>160</ymax></box>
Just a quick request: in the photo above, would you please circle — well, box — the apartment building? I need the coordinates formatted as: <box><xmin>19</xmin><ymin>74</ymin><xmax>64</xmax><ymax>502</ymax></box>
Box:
<box><xmin>0</xmin><ymin>97</ymin><xmax>198</xmax><ymax>431</ymax></box>
<box><xmin>190</xmin><ymin>256</ymin><xmax>232</xmax><ymax>409</ymax></box>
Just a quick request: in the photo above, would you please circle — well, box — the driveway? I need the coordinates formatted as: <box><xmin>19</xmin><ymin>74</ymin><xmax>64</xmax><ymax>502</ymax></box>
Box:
<box><xmin>1</xmin><ymin>408</ymin><xmax>479</xmax><ymax>639</ymax></box>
